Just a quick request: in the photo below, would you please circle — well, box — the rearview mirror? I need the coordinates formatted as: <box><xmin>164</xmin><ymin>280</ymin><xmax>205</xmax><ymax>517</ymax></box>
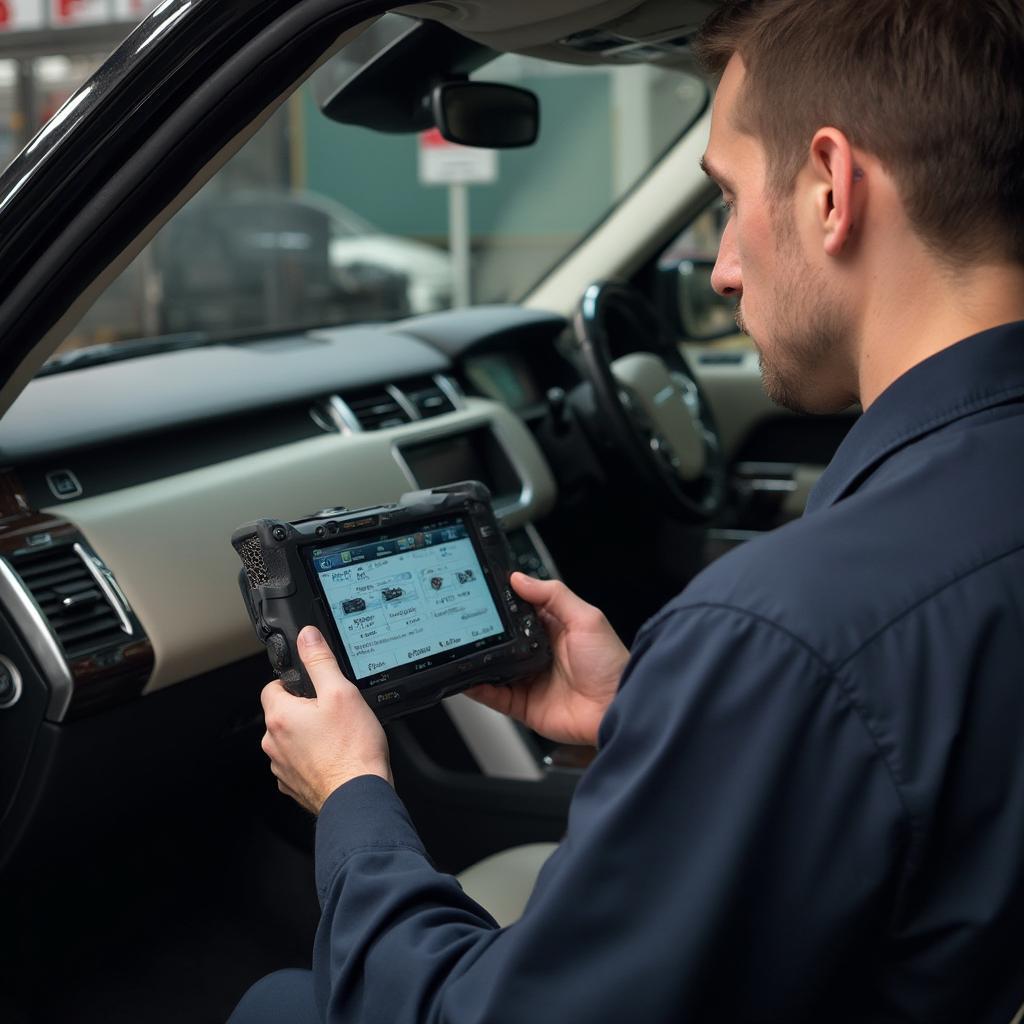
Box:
<box><xmin>431</xmin><ymin>82</ymin><xmax>540</xmax><ymax>149</ymax></box>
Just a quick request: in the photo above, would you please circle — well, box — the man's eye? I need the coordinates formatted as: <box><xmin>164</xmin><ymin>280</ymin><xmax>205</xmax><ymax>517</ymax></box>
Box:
<box><xmin>720</xmin><ymin>197</ymin><xmax>735</xmax><ymax>214</ymax></box>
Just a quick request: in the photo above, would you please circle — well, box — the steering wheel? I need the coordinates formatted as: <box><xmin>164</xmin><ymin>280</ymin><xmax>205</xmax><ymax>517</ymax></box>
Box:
<box><xmin>573</xmin><ymin>280</ymin><xmax>726</xmax><ymax>522</ymax></box>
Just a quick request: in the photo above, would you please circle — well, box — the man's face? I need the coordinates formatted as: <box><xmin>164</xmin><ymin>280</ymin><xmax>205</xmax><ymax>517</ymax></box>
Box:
<box><xmin>703</xmin><ymin>56</ymin><xmax>855</xmax><ymax>414</ymax></box>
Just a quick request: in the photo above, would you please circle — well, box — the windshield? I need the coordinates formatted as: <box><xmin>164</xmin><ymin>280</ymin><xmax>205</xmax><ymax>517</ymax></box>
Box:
<box><xmin>44</xmin><ymin>17</ymin><xmax>707</xmax><ymax>367</ymax></box>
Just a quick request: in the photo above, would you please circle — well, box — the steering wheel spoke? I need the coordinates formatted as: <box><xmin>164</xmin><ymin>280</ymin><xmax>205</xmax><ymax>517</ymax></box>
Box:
<box><xmin>573</xmin><ymin>281</ymin><xmax>726</xmax><ymax>521</ymax></box>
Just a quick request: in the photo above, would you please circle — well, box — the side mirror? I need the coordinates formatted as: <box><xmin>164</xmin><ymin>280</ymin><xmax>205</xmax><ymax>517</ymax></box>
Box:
<box><xmin>431</xmin><ymin>81</ymin><xmax>540</xmax><ymax>149</ymax></box>
<box><xmin>674</xmin><ymin>258</ymin><xmax>738</xmax><ymax>341</ymax></box>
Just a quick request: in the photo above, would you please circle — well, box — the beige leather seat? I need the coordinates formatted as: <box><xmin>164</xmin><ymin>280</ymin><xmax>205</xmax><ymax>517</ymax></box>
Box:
<box><xmin>457</xmin><ymin>843</ymin><xmax>558</xmax><ymax>927</ymax></box>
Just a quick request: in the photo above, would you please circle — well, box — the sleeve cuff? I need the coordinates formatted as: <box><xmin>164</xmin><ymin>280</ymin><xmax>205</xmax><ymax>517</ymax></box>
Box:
<box><xmin>315</xmin><ymin>775</ymin><xmax>428</xmax><ymax>899</ymax></box>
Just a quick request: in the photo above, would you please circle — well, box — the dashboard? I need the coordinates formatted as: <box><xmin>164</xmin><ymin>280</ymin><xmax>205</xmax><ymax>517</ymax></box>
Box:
<box><xmin>0</xmin><ymin>306</ymin><xmax>571</xmax><ymax>723</ymax></box>
<box><xmin>0</xmin><ymin>305</ymin><xmax>585</xmax><ymax>870</ymax></box>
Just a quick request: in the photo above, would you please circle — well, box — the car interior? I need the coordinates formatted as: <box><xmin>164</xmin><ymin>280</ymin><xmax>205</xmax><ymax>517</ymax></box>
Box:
<box><xmin>0</xmin><ymin>1</ymin><xmax>860</xmax><ymax>1020</ymax></box>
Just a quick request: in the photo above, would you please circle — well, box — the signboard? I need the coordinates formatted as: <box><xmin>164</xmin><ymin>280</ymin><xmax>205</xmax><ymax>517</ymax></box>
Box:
<box><xmin>0</xmin><ymin>0</ymin><xmax>160</xmax><ymax>32</ymax></box>
<box><xmin>51</xmin><ymin>0</ymin><xmax>108</xmax><ymax>26</ymax></box>
<box><xmin>418</xmin><ymin>128</ymin><xmax>498</xmax><ymax>187</ymax></box>
<box><xmin>0</xmin><ymin>0</ymin><xmax>45</xmax><ymax>31</ymax></box>
<box><xmin>113</xmin><ymin>0</ymin><xmax>161</xmax><ymax>20</ymax></box>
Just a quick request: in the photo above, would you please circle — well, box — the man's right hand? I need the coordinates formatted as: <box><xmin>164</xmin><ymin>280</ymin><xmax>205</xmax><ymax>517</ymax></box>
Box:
<box><xmin>465</xmin><ymin>572</ymin><xmax>629</xmax><ymax>748</ymax></box>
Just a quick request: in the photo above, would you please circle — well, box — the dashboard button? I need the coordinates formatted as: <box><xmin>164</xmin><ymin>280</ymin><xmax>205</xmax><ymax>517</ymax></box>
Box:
<box><xmin>46</xmin><ymin>469</ymin><xmax>83</xmax><ymax>500</ymax></box>
<box><xmin>0</xmin><ymin>657</ymin><xmax>22</xmax><ymax>710</ymax></box>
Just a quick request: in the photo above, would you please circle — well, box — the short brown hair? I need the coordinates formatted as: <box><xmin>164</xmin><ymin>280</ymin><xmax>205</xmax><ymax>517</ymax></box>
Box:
<box><xmin>695</xmin><ymin>0</ymin><xmax>1024</xmax><ymax>265</ymax></box>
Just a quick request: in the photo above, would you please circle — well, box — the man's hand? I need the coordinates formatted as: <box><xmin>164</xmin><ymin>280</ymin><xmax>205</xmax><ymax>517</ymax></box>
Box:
<box><xmin>261</xmin><ymin>626</ymin><xmax>391</xmax><ymax>815</ymax></box>
<box><xmin>466</xmin><ymin>573</ymin><xmax>629</xmax><ymax>748</ymax></box>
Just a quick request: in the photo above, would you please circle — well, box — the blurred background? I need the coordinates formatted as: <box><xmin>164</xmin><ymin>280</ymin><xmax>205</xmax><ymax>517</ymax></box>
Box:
<box><xmin>0</xmin><ymin>4</ymin><xmax>709</xmax><ymax>354</ymax></box>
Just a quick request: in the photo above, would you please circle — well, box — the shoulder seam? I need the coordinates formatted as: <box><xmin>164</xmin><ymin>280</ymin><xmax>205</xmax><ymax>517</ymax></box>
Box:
<box><xmin>647</xmin><ymin>601</ymin><xmax>832</xmax><ymax>671</ymax></box>
<box><xmin>647</xmin><ymin>602</ymin><xmax>918</xmax><ymax>838</ymax></box>
<box><xmin>834</xmin><ymin>538</ymin><xmax>1024</xmax><ymax>671</ymax></box>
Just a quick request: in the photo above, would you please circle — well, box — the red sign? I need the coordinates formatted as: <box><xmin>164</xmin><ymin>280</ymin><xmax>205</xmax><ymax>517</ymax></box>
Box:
<box><xmin>52</xmin><ymin>0</ymin><xmax>107</xmax><ymax>25</ymax></box>
<box><xmin>418</xmin><ymin>129</ymin><xmax>498</xmax><ymax>186</ymax></box>
<box><xmin>420</xmin><ymin>128</ymin><xmax>450</xmax><ymax>150</ymax></box>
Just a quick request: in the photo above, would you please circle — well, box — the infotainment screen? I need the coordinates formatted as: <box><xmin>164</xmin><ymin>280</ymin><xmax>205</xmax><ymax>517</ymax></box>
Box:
<box><xmin>307</xmin><ymin>517</ymin><xmax>509</xmax><ymax>685</ymax></box>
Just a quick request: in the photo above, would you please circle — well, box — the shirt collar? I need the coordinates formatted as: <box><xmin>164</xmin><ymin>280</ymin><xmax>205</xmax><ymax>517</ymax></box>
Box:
<box><xmin>805</xmin><ymin>320</ymin><xmax>1024</xmax><ymax>514</ymax></box>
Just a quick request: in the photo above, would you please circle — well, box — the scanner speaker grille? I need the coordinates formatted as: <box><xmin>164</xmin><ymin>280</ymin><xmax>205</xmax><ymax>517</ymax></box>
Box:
<box><xmin>236</xmin><ymin>533</ymin><xmax>290</xmax><ymax>589</ymax></box>
<box><xmin>237</xmin><ymin>535</ymin><xmax>270</xmax><ymax>589</ymax></box>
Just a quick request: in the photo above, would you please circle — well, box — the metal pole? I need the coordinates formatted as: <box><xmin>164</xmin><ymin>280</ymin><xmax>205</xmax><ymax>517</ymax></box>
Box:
<box><xmin>14</xmin><ymin>58</ymin><xmax>38</xmax><ymax>149</ymax></box>
<box><xmin>449</xmin><ymin>182</ymin><xmax>471</xmax><ymax>309</ymax></box>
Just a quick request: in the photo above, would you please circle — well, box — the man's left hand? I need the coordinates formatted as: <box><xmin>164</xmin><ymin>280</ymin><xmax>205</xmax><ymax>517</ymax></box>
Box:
<box><xmin>261</xmin><ymin>626</ymin><xmax>392</xmax><ymax>814</ymax></box>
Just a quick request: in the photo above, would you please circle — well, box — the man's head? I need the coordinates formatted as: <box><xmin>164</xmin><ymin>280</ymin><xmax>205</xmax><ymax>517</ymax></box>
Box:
<box><xmin>697</xmin><ymin>0</ymin><xmax>1024</xmax><ymax>413</ymax></box>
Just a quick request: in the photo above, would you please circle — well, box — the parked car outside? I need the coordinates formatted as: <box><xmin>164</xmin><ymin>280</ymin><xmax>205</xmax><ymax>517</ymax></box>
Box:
<box><xmin>66</xmin><ymin>187</ymin><xmax>453</xmax><ymax>350</ymax></box>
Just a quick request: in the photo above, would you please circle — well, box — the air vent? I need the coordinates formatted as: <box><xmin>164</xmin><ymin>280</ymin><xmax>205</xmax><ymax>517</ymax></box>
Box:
<box><xmin>402</xmin><ymin>376</ymin><xmax>459</xmax><ymax>419</ymax></box>
<box><xmin>344</xmin><ymin>387</ymin><xmax>414</xmax><ymax>431</ymax></box>
<box><xmin>13</xmin><ymin>545</ymin><xmax>129</xmax><ymax>660</ymax></box>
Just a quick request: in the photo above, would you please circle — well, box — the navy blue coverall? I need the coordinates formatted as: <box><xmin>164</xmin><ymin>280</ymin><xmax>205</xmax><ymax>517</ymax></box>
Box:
<box><xmin>231</xmin><ymin>322</ymin><xmax>1024</xmax><ymax>1024</ymax></box>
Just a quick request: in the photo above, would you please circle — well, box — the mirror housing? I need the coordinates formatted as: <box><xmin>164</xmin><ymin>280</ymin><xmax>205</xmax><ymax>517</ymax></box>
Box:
<box><xmin>672</xmin><ymin>258</ymin><xmax>738</xmax><ymax>341</ymax></box>
<box><xmin>431</xmin><ymin>81</ymin><xmax>540</xmax><ymax>149</ymax></box>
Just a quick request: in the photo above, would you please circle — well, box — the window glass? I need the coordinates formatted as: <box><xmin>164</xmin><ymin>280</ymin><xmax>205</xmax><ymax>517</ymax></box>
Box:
<box><xmin>47</xmin><ymin>17</ymin><xmax>707</xmax><ymax>361</ymax></box>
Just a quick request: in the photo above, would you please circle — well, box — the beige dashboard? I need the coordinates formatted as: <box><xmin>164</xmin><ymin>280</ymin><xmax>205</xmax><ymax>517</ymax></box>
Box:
<box><xmin>46</xmin><ymin>399</ymin><xmax>556</xmax><ymax>694</ymax></box>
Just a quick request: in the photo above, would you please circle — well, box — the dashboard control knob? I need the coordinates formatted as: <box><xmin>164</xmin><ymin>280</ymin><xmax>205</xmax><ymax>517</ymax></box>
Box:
<box><xmin>546</xmin><ymin>387</ymin><xmax>570</xmax><ymax>434</ymax></box>
<box><xmin>0</xmin><ymin>657</ymin><xmax>22</xmax><ymax>710</ymax></box>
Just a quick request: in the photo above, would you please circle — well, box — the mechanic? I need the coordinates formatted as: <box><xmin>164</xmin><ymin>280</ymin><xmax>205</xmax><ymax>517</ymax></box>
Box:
<box><xmin>230</xmin><ymin>1</ymin><xmax>1024</xmax><ymax>1021</ymax></box>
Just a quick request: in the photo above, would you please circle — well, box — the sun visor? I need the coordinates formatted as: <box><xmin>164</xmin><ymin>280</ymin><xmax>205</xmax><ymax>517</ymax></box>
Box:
<box><xmin>395</xmin><ymin>0</ymin><xmax>719</xmax><ymax>71</ymax></box>
<box><xmin>396</xmin><ymin>0</ymin><xmax>646</xmax><ymax>48</ymax></box>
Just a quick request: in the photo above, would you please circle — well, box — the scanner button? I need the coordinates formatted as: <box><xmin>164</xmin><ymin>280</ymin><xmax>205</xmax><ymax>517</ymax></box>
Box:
<box><xmin>267</xmin><ymin>635</ymin><xmax>291</xmax><ymax>673</ymax></box>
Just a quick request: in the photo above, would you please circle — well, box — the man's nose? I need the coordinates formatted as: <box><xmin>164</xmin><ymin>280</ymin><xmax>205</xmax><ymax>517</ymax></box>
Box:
<box><xmin>711</xmin><ymin>218</ymin><xmax>741</xmax><ymax>298</ymax></box>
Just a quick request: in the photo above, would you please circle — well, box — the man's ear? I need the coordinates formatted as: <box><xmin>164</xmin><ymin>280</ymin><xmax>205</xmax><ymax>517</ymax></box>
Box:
<box><xmin>808</xmin><ymin>128</ymin><xmax>861</xmax><ymax>258</ymax></box>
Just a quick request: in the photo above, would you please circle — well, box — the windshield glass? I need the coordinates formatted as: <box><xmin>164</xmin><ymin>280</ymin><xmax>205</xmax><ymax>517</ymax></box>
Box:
<box><xmin>47</xmin><ymin>17</ymin><xmax>707</xmax><ymax>366</ymax></box>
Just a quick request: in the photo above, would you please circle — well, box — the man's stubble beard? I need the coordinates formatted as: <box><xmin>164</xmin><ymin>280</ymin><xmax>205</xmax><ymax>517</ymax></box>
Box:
<box><xmin>735</xmin><ymin>207</ymin><xmax>854</xmax><ymax>415</ymax></box>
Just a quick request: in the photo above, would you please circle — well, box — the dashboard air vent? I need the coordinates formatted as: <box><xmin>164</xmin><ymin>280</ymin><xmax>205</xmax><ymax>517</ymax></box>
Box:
<box><xmin>13</xmin><ymin>545</ymin><xmax>129</xmax><ymax>660</ymax></box>
<box><xmin>345</xmin><ymin>387</ymin><xmax>413</xmax><ymax>431</ymax></box>
<box><xmin>402</xmin><ymin>377</ymin><xmax>459</xmax><ymax>419</ymax></box>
